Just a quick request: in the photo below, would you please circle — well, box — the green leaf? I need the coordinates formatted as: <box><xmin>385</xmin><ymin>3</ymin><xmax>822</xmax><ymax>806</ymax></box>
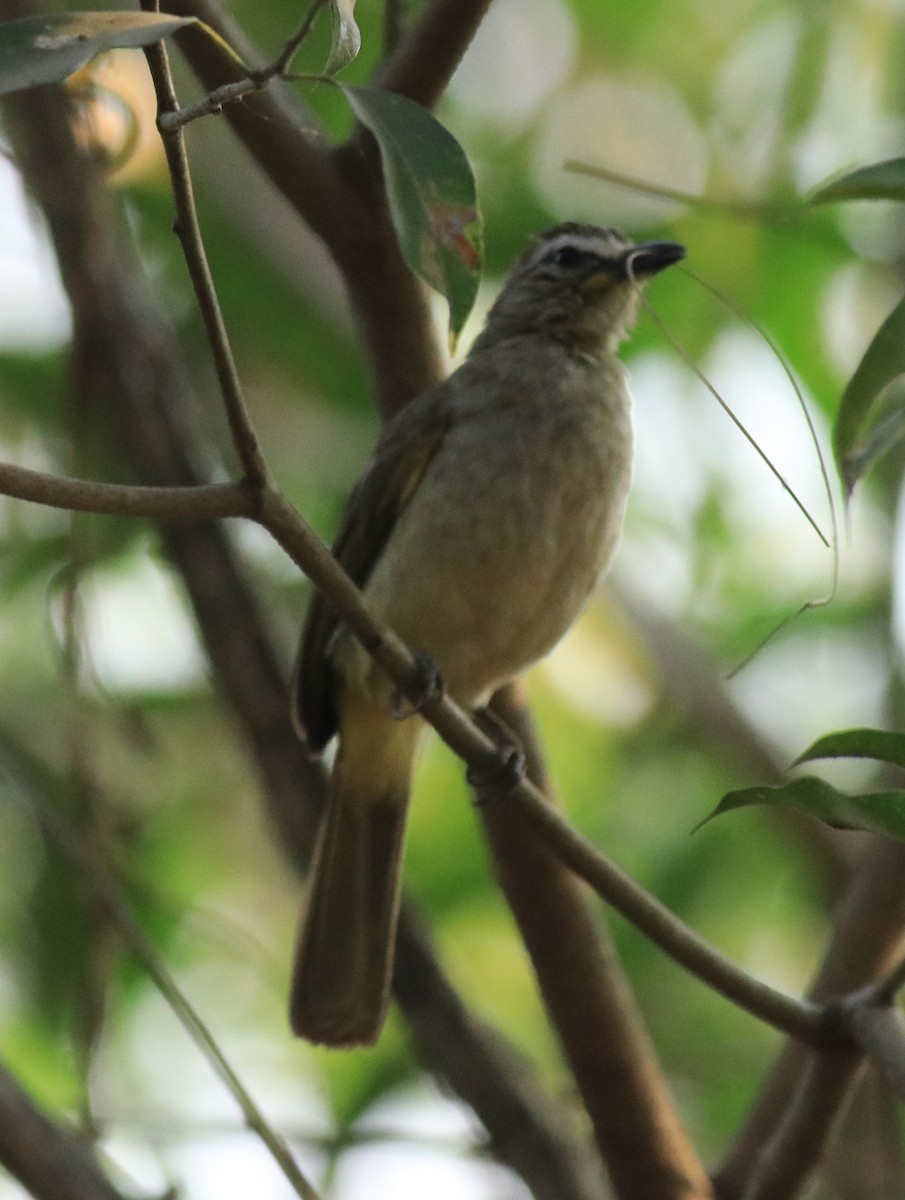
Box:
<box><xmin>833</xmin><ymin>293</ymin><xmax>905</xmax><ymax>493</ymax></box>
<box><xmin>793</xmin><ymin>728</ymin><xmax>905</xmax><ymax>770</ymax></box>
<box><xmin>0</xmin><ymin>12</ymin><xmax>196</xmax><ymax>96</ymax></box>
<box><xmin>325</xmin><ymin>0</ymin><xmax>360</xmax><ymax>74</ymax></box>
<box><xmin>700</xmin><ymin>777</ymin><xmax>905</xmax><ymax>840</ymax></box>
<box><xmin>809</xmin><ymin>158</ymin><xmax>905</xmax><ymax>204</ymax></box>
<box><xmin>339</xmin><ymin>84</ymin><xmax>482</xmax><ymax>344</ymax></box>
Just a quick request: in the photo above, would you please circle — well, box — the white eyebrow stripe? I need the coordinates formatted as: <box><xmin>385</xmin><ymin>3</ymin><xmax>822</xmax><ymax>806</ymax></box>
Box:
<box><xmin>532</xmin><ymin>229</ymin><xmax>630</xmax><ymax>266</ymax></box>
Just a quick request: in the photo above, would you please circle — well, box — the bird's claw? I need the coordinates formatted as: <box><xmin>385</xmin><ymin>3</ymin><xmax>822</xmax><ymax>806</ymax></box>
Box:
<box><xmin>467</xmin><ymin>708</ymin><xmax>527</xmax><ymax>801</ymax></box>
<box><xmin>389</xmin><ymin>650</ymin><xmax>444</xmax><ymax>720</ymax></box>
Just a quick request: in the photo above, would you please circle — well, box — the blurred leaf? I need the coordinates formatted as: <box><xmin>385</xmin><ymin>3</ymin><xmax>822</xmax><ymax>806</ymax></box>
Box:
<box><xmin>325</xmin><ymin>0</ymin><xmax>361</xmax><ymax>74</ymax></box>
<box><xmin>833</xmin><ymin>293</ymin><xmax>905</xmax><ymax>493</ymax></box>
<box><xmin>0</xmin><ymin>12</ymin><xmax>196</xmax><ymax>95</ymax></box>
<box><xmin>809</xmin><ymin>158</ymin><xmax>905</xmax><ymax>204</ymax></box>
<box><xmin>794</xmin><ymin>728</ymin><xmax>905</xmax><ymax>770</ymax></box>
<box><xmin>0</xmin><ymin>533</ymin><xmax>69</xmax><ymax>596</ymax></box>
<box><xmin>702</xmin><ymin>777</ymin><xmax>905</xmax><ymax>839</ymax></box>
<box><xmin>338</xmin><ymin>84</ymin><xmax>483</xmax><ymax>343</ymax></box>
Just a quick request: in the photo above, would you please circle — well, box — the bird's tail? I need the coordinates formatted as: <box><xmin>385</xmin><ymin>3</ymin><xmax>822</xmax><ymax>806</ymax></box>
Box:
<box><xmin>289</xmin><ymin>698</ymin><xmax>421</xmax><ymax>1046</ymax></box>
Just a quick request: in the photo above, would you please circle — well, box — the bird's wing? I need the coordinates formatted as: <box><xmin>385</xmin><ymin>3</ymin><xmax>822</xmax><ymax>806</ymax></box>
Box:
<box><xmin>292</xmin><ymin>387</ymin><xmax>455</xmax><ymax>751</ymax></box>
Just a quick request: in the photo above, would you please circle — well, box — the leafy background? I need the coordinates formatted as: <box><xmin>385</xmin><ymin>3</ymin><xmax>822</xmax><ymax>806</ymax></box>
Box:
<box><xmin>2</xmin><ymin>0</ymin><xmax>905</xmax><ymax>1196</ymax></box>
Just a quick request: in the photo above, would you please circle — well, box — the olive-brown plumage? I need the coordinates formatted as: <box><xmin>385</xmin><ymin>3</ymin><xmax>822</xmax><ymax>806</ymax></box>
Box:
<box><xmin>290</xmin><ymin>224</ymin><xmax>685</xmax><ymax>1046</ymax></box>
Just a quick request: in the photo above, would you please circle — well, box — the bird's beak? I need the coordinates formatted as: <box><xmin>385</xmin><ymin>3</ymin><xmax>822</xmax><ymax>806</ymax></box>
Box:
<box><xmin>622</xmin><ymin>241</ymin><xmax>686</xmax><ymax>279</ymax></box>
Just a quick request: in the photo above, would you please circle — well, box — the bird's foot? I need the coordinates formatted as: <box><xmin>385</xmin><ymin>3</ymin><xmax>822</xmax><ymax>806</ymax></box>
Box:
<box><xmin>389</xmin><ymin>650</ymin><xmax>444</xmax><ymax>720</ymax></box>
<box><xmin>467</xmin><ymin>708</ymin><xmax>527</xmax><ymax>801</ymax></box>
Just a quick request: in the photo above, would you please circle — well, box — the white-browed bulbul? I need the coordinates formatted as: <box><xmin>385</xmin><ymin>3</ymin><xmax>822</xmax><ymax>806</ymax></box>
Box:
<box><xmin>290</xmin><ymin>223</ymin><xmax>685</xmax><ymax>1046</ymax></box>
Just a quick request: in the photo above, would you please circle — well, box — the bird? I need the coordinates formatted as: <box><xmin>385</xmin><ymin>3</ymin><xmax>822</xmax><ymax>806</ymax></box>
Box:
<box><xmin>289</xmin><ymin>222</ymin><xmax>685</xmax><ymax>1046</ymax></box>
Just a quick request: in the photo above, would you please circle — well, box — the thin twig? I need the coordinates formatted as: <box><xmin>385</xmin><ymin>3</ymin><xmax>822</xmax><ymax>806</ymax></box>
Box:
<box><xmin>1</xmin><ymin>740</ymin><xmax>322</xmax><ymax>1200</ymax></box>
<box><xmin>677</xmin><ymin>266</ymin><xmax>841</xmax><ymax>678</ymax></box>
<box><xmin>563</xmin><ymin>160</ymin><xmax>797</xmax><ymax>222</ymax></box>
<box><xmin>0</xmin><ymin>464</ymin><xmax>254</xmax><ymax>520</ymax></box>
<box><xmin>268</xmin><ymin>0</ymin><xmax>330</xmax><ymax>76</ymax></box>
<box><xmin>141</xmin><ymin>20</ymin><xmax>269</xmax><ymax>489</ymax></box>
<box><xmin>157</xmin><ymin>0</ymin><xmax>329</xmax><ymax>131</ymax></box>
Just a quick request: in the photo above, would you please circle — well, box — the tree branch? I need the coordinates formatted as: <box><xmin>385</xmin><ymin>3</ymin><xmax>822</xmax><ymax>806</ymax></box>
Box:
<box><xmin>0</xmin><ymin>463</ymin><xmax>252</xmax><ymax>520</ymax></box>
<box><xmin>852</xmin><ymin>1004</ymin><xmax>905</xmax><ymax>1099</ymax></box>
<box><xmin>141</xmin><ymin>20</ymin><xmax>269</xmax><ymax>489</ymax></box>
<box><xmin>374</xmin><ymin>0</ymin><xmax>493</xmax><ymax>108</ymax></box>
<box><xmin>482</xmin><ymin>684</ymin><xmax>715</xmax><ymax>1200</ymax></box>
<box><xmin>739</xmin><ymin>1051</ymin><xmax>865</xmax><ymax>1200</ymax></box>
<box><xmin>163</xmin><ymin>0</ymin><xmax>446</xmax><ymax>413</ymax></box>
<box><xmin>0</xmin><ymin>1062</ymin><xmax>131</xmax><ymax>1200</ymax></box>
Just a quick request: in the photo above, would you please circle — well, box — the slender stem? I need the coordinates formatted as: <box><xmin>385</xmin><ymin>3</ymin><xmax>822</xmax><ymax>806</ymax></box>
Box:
<box><xmin>141</xmin><ymin>24</ymin><xmax>269</xmax><ymax>489</ymax></box>
<box><xmin>564</xmin><ymin>161</ymin><xmax>797</xmax><ymax>221</ymax></box>
<box><xmin>157</xmin><ymin>0</ymin><xmax>329</xmax><ymax>131</ymax></box>
<box><xmin>268</xmin><ymin>0</ymin><xmax>330</xmax><ymax>75</ymax></box>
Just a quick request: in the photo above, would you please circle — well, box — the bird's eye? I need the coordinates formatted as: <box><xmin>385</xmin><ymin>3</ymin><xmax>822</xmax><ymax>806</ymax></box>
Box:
<box><xmin>546</xmin><ymin>244</ymin><xmax>585</xmax><ymax>270</ymax></box>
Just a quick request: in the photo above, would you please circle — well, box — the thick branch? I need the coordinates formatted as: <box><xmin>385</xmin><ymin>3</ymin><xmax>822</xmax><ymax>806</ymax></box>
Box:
<box><xmin>374</xmin><ymin>0</ymin><xmax>493</xmax><ymax>107</ymax></box>
<box><xmin>483</xmin><ymin>685</ymin><xmax>714</xmax><ymax>1200</ymax></box>
<box><xmin>0</xmin><ymin>1063</ymin><xmax>130</xmax><ymax>1200</ymax></box>
<box><xmin>164</xmin><ymin>0</ymin><xmax>444</xmax><ymax>412</ymax></box>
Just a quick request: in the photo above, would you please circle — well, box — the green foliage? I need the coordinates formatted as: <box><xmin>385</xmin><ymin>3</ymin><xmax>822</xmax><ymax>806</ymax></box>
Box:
<box><xmin>340</xmin><ymin>84</ymin><xmax>482</xmax><ymax>343</ymax></box>
<box><xmin>4</xmin><ymin>0</ymin><xmax>905</xmax><ymax>1195</ymax></box>
<box><xmin>709</xmin><ymin>776</ymin><xmax>905</xmax><ymax>839</ymax></box>
<box><xmin>0</xmin><ymin>11</ymin><xmax>197</xmax><ymax>93</ymax></box>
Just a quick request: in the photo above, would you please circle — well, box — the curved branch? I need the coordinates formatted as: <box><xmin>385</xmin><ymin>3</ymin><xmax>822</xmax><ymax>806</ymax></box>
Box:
<box><xmin>0</xmin><ymin>464</ymin><xmax>253</xmax><ymax>520</ymax></box>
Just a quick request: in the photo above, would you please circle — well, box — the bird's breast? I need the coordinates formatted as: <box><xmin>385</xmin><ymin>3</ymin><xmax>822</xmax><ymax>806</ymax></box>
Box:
<box><xmin>343</xmin><ymin>361</ymin><xmax>633</xmax><ymax>708</ymax></box>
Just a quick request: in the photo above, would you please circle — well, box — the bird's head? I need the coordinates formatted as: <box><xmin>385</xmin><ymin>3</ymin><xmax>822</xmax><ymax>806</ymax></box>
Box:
<box><xmin>478</xmin><ymin>223</ymin><xmax>685</xmax><ymax>355</ymax></box>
